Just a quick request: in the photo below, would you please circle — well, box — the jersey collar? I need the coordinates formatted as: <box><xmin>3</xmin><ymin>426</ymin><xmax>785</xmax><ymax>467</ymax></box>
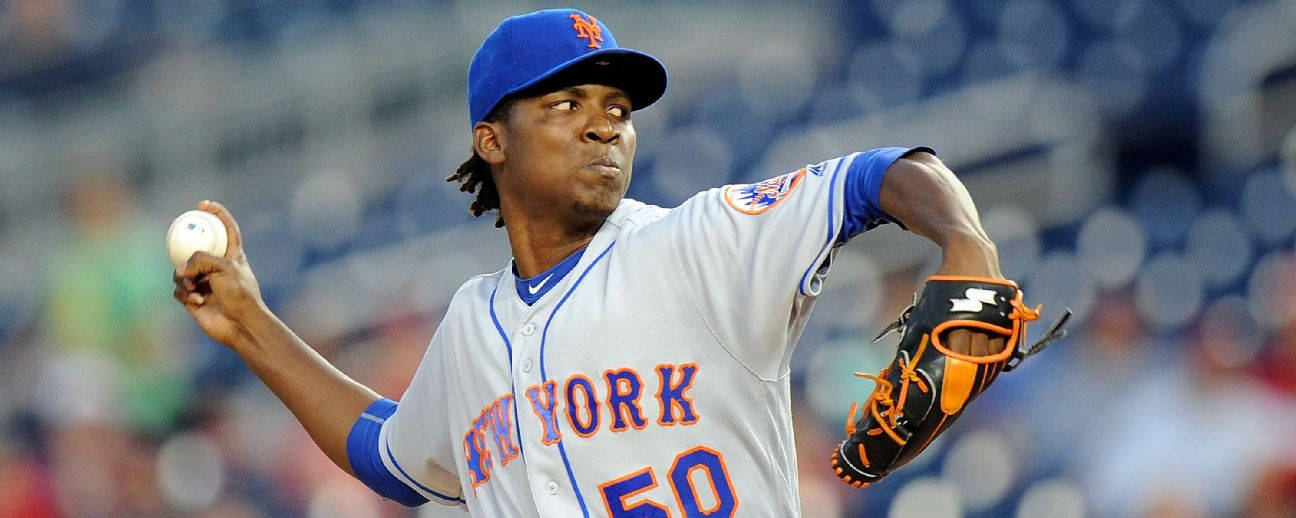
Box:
<box><xmin>513</xmin><ymin>247</ymin><xmax>587</xmax><ymax>305</ymax></box>
<box><xmin>501</xmin><ymin>199</ymin><xmax>640</xmax><ymax>307</ymax></box>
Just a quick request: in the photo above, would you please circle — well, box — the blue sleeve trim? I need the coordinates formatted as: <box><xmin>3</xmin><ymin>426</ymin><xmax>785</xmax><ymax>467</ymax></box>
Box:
<box><xmin>346</xmin><ymin>398</ymin><xmax>464</xmax><ymax>507</ymax></box>
<box><xmin>837</xmin><ymin>146</ymin><xmax>934</xmax><ymax>244</ymax></box>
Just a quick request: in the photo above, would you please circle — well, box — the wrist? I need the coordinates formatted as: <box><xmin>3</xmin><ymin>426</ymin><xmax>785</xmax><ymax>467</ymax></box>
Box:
<box><xmin>935</xmin><ymin>232</ymin><xmax>1002</xmax><ymax>279</ymax></box>
<box><xmin>229</xmin><ymin>303</ymin><xmax>281</xmax><ymax>355</ymax></box>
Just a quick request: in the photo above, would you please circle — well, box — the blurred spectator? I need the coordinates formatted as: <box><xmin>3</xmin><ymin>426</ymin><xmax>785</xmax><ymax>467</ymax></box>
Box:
<box><xmin>1079</xmin><ymin>296</ymin><xmax>1296</xmax><ymax>517</ymax></box>
<box><xmin>0</xmin><ymin>1</ymin><xmax>1293</xmax><ymax>516</ymax></box>
<box><xmin>2</xmin><ymin>0</ymin><xmax>70</xmax><ymax>69</ymax></box>
<box><xmin>0</xmin><ymin>434</ymin><xmax>58</xmax><ymax>518</ymax></box>
<box><xmin>37</xmin><ymin>168</ymin><xmax>191</xmax><ymax>435</ymax></box>
<box><xmin>1242</xmin><ymin>462</ymin><xmax>1296</xmax><ymax>518</ymax></box>
<box><xmin>47</xmin><ymin>422</ymin><xmax>166</xmax><ymax>517</ymax></box>
<box><xmin>1256</xmin><ymin>326</ymin><xmax>1296</xmax><ymax>396</ymax></box>
<box><xmin>1002</xmin><ymin>286</ymin><xmax>1152</xmax><ymax>474</ymax></box>
<box><xmin>1253</xmin><ymin>257</ymin><xmax>1296</xmax><ymax>397</ymax></box>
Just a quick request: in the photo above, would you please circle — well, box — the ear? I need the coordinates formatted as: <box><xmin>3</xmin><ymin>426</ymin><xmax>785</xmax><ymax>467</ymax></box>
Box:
<box><xmin>473</xmin><ymin>122</ymin><xmax>506</xmax><ymax>165</ymax></box>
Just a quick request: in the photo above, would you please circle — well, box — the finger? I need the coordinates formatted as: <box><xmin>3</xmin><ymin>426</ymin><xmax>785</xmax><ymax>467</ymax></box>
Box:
<box><xmin>988</xmin><ymin>336</ymin><xmax>1007</xmax><ymax>355</ymax></box>
<box><xmin>173</xmin><ymin>270</ymin><xmax>196</xmax><ymax>291</ymax></box>
<box><xmin>198</xmin><ymin>200</ymin><xmax>244</xmax><ymax>259</ymax></box>
<box><xmin>173</xmin><ymin>284</ymin><xmax>203</xmax><ymax>311</ymax></box>
<box><xmin>947</xmin><ymin>328</ymin><xmax>971</xmax><ymax>356</ymax></box>
<box><xmin>178</xmin><ymin>251</ymin><xmax>230</xmax><ymax>280</ymax></box>
<box><xmin>971</xmin><ymin>332</ymin><xmax>989</xmax><ymax>357</ymax></box>
<box><xmin>172</xmin><ymin>269</ymin><xmax>195</xmax><ymax>291</ymax></box>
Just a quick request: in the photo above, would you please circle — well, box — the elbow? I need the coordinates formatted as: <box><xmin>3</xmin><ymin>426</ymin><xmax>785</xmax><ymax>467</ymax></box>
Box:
<box><xmin>880</xmin><ymin>152</ymin><xmax>990</xmax><ymax>246</ymax></box>
<box><xmin>897</xmin><ymin>149</ymin><xmax>945</xmax><ymax>170</ymax></box>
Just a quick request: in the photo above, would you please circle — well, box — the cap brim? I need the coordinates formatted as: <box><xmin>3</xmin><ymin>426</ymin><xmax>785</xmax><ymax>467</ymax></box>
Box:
<box><xmin>504</xmin><ymin>48</ymin><xmax>667</xmax><ymax>112</ymax></box>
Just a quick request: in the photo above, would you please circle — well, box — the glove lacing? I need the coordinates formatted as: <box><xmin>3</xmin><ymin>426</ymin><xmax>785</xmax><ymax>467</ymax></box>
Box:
<box><xmin>846</xmin><ymin>333</ymin><xmax>934</xmax><ymax>447</ymax></box>
<box><xmin>848</xmin><ymin>298</ymin><xmax>1044</xmax><ymax>449</ymax></box>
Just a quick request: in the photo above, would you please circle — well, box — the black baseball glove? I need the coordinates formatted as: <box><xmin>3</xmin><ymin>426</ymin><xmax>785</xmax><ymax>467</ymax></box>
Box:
<box><xmin>831</xmin><ymin>275</ymin><xmax>1070</xmax><ymax>488</ymax></box>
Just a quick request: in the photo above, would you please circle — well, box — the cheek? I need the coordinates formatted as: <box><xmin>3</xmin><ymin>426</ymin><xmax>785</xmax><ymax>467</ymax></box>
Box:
<box><xmin>622</xmin><ymin>131</ymin><xmax>636</xmax><ymax>185</ymax></box>
<box><xmin>509</xmin><ymin>132</ymin><xmax>568</xmax><ymax>176</ymax></box>
<box><xmin>623</xmin><ymin>126</ymin><xmax>637</xmax><ymax>154</ymax></box>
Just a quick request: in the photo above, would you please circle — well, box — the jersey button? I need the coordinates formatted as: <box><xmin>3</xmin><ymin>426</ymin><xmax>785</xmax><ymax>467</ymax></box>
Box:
<box><xmin>522</xmin><ymin>322</ymin><xmax>537</xmax><ymax>336</ymax></box>
<box><xmin>521</xmin><ymin>358</ymin><xmax>533</xmax><ymax>373</ymax></box>
<box><xmin>545</xmin><ymin>481</ymin><xmax>559</xmax><ymax>495</ymax></box>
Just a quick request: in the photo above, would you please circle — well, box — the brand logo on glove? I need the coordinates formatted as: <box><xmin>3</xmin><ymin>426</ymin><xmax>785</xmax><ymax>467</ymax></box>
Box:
<box><xmin>949</xmin><ymin>288</ymin><xmax>997</xmax><ymax>313</ymax></box>
<box><xmin>570</xmin><ymin>14</ymin><xmax>603</xmax><ymax>48</ymax></box>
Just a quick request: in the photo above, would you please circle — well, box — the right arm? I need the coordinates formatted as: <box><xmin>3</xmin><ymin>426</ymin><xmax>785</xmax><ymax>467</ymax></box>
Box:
<box><xmin>172</xmin><ymin>200</ymin><xmax>378</xmax><ymax>476</ymax></box>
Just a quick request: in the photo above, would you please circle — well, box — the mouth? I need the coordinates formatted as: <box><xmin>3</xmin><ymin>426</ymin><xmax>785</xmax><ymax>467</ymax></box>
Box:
<box><xmin>587</xmin><ymin>157</ymin><xmax>621</xmax><ymax>175</ymax></box>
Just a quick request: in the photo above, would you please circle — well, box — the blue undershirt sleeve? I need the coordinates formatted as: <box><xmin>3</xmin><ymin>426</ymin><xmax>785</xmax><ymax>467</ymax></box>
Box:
<box><xmin>345</xmin><ymin>398</ymin><xmax>431</xmax><ymax>507</ymax></box>
<box><xmin>837</xmin><ymin>146</ymin><xmax>935</xmax><ymax>244</ymax></box>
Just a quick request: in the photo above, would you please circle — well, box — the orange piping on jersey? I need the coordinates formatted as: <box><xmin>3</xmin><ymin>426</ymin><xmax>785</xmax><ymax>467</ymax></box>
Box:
<box><xmin>524</xmin><ymin>381</ymin><xmax>563</xmax><ymax>446</ymax></box>
<box><xmin>604</xmin><ymin>368</ymin><xmax>649</xmax><ymax>432</ymax></box>
<box><xmin>597</xmin><ymin>466</ymin><xmax>669</xmax><ymax>517</ymax></box>
<box><xmin>463</xmin><ymin>427</ymin><xmax>492</xmax><ymax>488</ymax></box>
<box><xmin>484</xmin><ymin>395</ymin><xmax>520</xmax><ymax>465</ymax></box>
<box><xmin>656</xmin><ymin>363</ymin><xmax>700</xmax><ymax>427</ymax></box>
<box><xmin>564</xmin><ymin>374</ymin><xmax>601</xmax><ymax>439</ymax></box>
<box><xmin>941</xmin><ymin>357</ymin><xmax>978</xmax><ymax>415</ymax></box>
<box><xmin>668</xmin><ymin>446</ymin><xmax>738</xmax><ymax>517</ymax></box>
<box><xmin>685</xmin><ymin>463</ymin><xmax>723</xmax><ymax>514</ymax></box>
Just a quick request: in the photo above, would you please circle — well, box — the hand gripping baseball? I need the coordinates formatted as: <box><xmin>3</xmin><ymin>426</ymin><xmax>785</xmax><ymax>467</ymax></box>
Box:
<box><xmin>172</xmin><ymin>200</ymin><xmax>267</xmax><ymax>349</ymax></box>
<box><xmin>830</xmin><ymin>276</ymin><xmax>1070</xmax><ymax>488</ymax></box>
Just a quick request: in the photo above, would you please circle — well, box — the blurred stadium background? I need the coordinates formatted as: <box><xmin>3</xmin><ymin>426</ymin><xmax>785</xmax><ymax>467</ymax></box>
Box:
<box><xmin>2</xmin><ymin>0</ymin><xmax>1296</xmax><ymax>517</ymax></box>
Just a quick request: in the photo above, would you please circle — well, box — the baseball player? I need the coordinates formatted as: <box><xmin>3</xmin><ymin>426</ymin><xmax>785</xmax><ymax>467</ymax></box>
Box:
<box><xmin>173</xmin><ymin>8</ymin><xmax>1063</xmax><ymax>517</ymax></box>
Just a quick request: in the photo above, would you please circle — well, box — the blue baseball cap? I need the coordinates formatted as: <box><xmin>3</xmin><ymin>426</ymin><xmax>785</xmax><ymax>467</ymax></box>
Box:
<box><xmin>468</xmin><ymin>9</ymin><xmax>668</xmax><ymax>127</ymax></box>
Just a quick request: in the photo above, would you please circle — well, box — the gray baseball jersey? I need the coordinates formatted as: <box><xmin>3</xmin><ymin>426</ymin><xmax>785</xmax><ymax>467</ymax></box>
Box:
<box><xmin>364</xmin><ymin>150</ymin><xmax>907</xmax><ymax>517</ymax></box>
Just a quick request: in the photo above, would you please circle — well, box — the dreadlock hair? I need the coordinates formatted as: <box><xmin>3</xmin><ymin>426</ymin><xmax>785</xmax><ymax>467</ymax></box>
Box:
<box><xmin>447</xmin><ymin>97</ymin><xmax>518</xmax><ymax>228</ymax></box>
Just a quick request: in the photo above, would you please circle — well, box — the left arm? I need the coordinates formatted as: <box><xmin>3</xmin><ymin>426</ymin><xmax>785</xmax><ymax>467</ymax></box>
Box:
<box><xmin>877</xmin><ymin>151</ymin><xmax>1006</xmax><ymax>356</ymax></box>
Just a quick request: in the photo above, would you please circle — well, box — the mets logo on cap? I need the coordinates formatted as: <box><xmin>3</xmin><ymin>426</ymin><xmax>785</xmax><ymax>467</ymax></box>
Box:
<box><xmin>723</xmin><ymin>168</ymin><xmax>806</xmax><ymax>215</ymax></box>
<box><xmin>569</xmin><ymin>14</ymin><xmax>603</xmax><ymax>48</ymax></box>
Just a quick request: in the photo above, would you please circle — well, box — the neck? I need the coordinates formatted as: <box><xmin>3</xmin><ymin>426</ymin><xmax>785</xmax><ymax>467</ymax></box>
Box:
<box><xmin>502</xmin><ymin>207</ymin><xmax>603</xmax><ymax>278</ymax></box>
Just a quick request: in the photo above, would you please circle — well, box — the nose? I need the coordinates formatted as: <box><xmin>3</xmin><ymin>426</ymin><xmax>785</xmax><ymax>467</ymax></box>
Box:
<box><xmin>583</xmin><ymin>114</ymin><xmax>620</xmax><ymax>144</ymax></box>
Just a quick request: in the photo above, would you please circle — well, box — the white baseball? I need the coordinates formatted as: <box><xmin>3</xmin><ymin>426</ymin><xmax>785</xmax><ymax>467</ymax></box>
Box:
<box><xmin>167</xmin><ymin>210</ymin><xmax>228</xmax><ymax>268</ymax></box>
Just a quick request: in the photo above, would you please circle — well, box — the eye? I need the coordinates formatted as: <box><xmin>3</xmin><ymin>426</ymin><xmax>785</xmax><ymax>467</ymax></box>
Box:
<box><xmin>607</xmin><ymin>105</ymin><xmax>628</xmax><ymax>118</ymax></box>
<box><xmin>551</xmin><ymin>100</ymin><xmax>576</xmax><ymax>111</ymax></box>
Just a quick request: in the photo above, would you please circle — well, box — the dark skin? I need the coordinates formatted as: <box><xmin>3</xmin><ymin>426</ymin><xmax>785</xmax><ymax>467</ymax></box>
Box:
<box><xmin>473</xmin><ymin>84</ymin><xmax>635</xmax><ymax>278</ymax></box>
<box><xmin>170</xmin><ymin>82</ymin><xmax>1003</xmax><ymax>487</ymax></box>
<box><xmin>880</xmin><ymin>151</ymin><xmax>1008</xmax><ymax>356</ymax></box>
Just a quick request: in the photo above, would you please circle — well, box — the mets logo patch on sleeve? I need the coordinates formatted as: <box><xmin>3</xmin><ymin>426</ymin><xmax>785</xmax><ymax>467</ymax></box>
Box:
<box><xmin>722</xmin><ymin>168</ymin><xmax>806</xmax><ymax>215</ymax></box>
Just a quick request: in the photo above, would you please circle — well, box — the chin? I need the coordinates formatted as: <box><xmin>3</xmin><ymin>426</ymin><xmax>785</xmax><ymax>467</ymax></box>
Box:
<box><xmin>572</xmin><ymin>195</ymin><xmax>621</xmax><ymax>222</ymax></box>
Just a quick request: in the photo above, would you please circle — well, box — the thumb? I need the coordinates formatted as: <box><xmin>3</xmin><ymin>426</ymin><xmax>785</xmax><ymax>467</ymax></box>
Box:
<box><xmin>197</xmin><ymin>200</ymin><xmax>245</xmax><ymax>261</ymax></box>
